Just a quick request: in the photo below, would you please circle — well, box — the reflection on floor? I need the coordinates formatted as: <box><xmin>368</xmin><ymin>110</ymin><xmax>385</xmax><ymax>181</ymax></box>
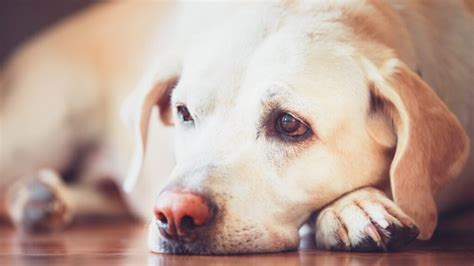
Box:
<box><xmin>1</xmin><ymin>210</ymin><xmax>473</xmax><ymax>266</ymax></box>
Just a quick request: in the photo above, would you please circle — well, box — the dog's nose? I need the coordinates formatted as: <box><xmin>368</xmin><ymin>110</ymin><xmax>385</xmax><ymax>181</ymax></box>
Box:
<box><xmin>154</xmin><ymin>189</ymin><xmax>214</xmax><ymax>241</ymax></box>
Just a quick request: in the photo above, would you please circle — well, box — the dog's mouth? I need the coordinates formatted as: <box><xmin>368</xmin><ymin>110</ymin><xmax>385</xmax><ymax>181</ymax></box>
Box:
<box><xmin>148</xmin><ymin>221</ymin><xmax>300</xmax><ymax>255</ymax></box>
<box><xmin>151</xmin><ymin>227</ymin><xmax>259</xmax><ymax>255</ymax></box>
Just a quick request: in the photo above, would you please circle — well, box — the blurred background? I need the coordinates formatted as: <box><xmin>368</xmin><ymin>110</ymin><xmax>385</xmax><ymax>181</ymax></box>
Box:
<box><xmin>0</xmin><ymin>0</ymin><xmax>94</xmax><ymax>65</ymax></box>
<box><xmin>0</xmin><ymin>0</ymin><xmax>173</xmax><ymax>221</ymax></box>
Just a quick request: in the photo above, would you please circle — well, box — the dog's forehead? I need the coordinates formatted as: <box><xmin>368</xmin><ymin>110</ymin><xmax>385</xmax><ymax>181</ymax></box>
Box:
<box><xmin>174</xmin><ymin>5</ymin><xmax>367</xmax><ymax>117</ymax></box>
<box><xmin>174</xmin><ymin>6</ymin><xmax>275</xmax><ymax>106</ymax></box>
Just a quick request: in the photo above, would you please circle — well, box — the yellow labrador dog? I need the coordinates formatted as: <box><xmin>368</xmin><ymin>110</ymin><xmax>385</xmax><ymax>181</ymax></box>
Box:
<box><xmin>1</xmin><ymin>0</ymin><xmax>473</xmax><ymax>254</ymax></box>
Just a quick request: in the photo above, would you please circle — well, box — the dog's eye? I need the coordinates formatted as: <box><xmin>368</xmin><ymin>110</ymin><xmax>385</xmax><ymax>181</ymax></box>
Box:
<box><xmin>177</xmin><ymin>105</ymin><xmax>193</xmax><ymax>123</ymax></box>
<box><xmin>275</xmin><ymin>112</ymin><xmax>310</xmax><ymax>140</ymax></box>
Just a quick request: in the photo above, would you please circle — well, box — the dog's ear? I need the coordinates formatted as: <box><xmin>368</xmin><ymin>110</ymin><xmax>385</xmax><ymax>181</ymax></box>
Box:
<box><xmin>363</xmin><ymin>58</ymin><xmax>470</xmax><ymax>239</ymax></box>
<box><xmin>120</xmin><ymin>66</ymin><xmax>179</xmax><ymax>192</ymax></box>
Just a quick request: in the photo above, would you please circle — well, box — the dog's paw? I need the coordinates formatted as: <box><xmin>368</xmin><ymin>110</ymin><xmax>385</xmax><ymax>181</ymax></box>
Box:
<box><xmin>7</xmin><ymin>170</ymin><xmax>72</xmax><ymax>233</ymax></box>
<box><xmin>315</xmin><ymin>187</ymin><xmax>419</xmax><ymax>252</ymax></box>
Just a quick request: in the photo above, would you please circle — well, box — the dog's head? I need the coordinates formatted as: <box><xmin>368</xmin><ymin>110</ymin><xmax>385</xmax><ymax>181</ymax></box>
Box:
<box><xmin>122</xmin><ymin>3</ymin><xmax>469</xmax><ymax>254</ymax></box>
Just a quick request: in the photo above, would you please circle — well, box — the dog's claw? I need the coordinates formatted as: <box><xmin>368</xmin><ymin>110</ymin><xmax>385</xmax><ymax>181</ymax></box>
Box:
<box><xmin>365</xmin><ymin>224</ymin><xmax>386</xmax><ymax>250</ymax></box>
<box><xmin>337</xmin><ymin>227</ymin><xmax>351</xmax><ymax>249</ymax></box>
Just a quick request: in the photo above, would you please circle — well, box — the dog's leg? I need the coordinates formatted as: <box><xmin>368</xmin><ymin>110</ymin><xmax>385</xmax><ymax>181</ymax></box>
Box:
<box><xmin>315</xmin><ymin>187</ymin><xmax>419</xmax><ymax>251</ymax></box>
<box><xmin>7</xmin><ymin>161</ymin><xmax>130</xmax><ymax>233</ymax></box>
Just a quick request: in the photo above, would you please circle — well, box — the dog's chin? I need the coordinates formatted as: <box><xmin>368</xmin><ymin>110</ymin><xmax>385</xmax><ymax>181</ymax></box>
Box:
<box><xmin>147</xmin><ymin>222</ymin><xmax>299</xmax><ymax>255</ymax></box>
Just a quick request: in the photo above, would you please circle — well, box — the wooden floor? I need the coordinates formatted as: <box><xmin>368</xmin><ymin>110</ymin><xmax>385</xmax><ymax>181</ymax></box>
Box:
<box><xmin>1</xmin><ymin>212</ymin><xmax>473</xmax><ymax>266</ymax></box>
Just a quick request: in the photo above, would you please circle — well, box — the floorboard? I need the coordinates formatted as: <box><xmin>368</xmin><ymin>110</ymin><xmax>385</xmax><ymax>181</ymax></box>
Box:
<box><xmin>1</xmin><ymin>211</ymin><xmax>473</xmax><ymax>266</ymax></box>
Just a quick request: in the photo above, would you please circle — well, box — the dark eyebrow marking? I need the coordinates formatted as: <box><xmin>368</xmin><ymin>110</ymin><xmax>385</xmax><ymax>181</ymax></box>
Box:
<box><xmin>257</xmin><ymin>101</ymin><xmax>282</xmax><ymax>140</ymax></box>
<box><xmin>256</xmin><ymin>128</ymin><xmax>262</xmax><ymax>140</ymax></box>
<box><xmin>261</xmin><ymin>88</ymin><xmax>286</xmax><ymax>103</ymax></box>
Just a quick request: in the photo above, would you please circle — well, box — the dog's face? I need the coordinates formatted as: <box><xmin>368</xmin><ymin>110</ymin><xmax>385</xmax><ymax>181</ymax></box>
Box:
<box><xmin>123</xmin><ymin>4</ymin><xmax>469</xmax><ymax>254</ymax></box>
<box><xmin>144</xmin><ymin>9</ymin><xmax>394</xmax><ymax>254</ymax></box>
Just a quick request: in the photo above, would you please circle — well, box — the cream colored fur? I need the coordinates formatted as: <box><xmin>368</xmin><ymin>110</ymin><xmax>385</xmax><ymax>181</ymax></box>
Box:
<box><xmin>1</xmin><ymin>0</ymin><xmax>473</xmax><ymax>254</ymax></box>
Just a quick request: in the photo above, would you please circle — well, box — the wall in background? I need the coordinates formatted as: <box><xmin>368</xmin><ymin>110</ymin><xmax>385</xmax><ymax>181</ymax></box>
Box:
<box><xmin>0</xmin><ymin>0</ymin><xmax>94</xmax><ymax>65</ymax></box>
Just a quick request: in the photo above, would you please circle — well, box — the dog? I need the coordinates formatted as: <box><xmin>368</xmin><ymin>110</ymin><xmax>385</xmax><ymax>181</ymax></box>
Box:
<box><xmin>1</xmin><ymin>0</ymin><xmax>473</xmax><ymax>255</ymax></box>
